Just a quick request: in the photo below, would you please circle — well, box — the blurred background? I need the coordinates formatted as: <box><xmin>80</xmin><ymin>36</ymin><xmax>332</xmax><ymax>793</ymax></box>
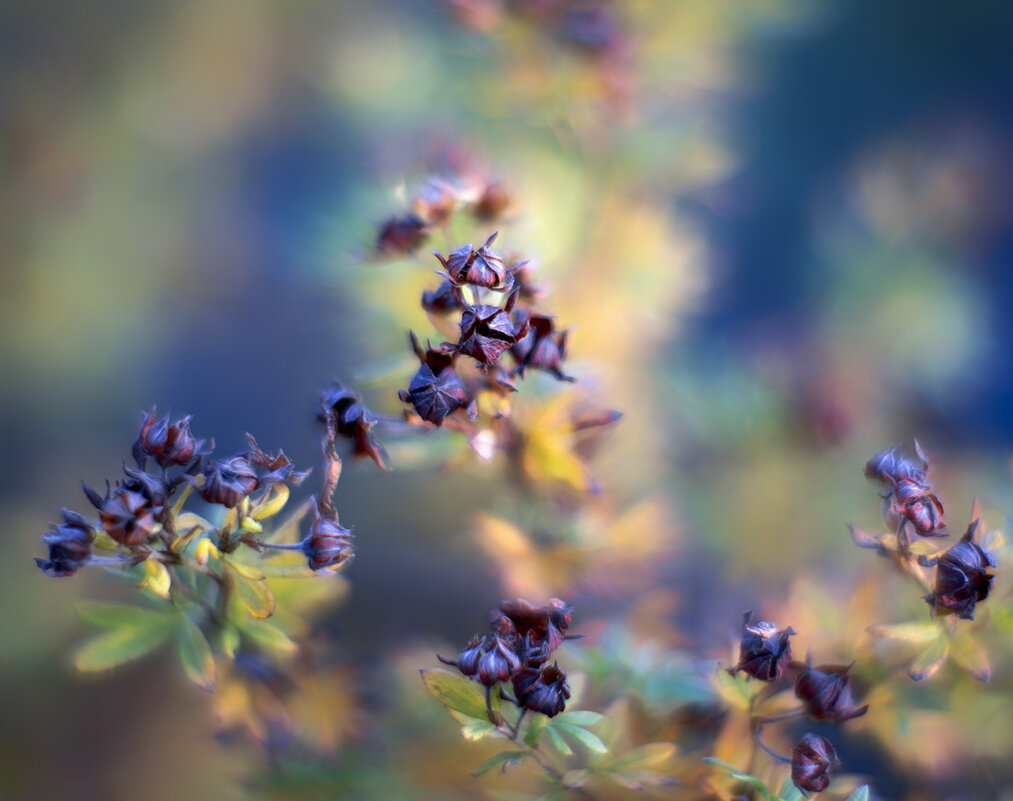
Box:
<box><xmin>4</xmin><ymin>0</ymin><xmax>1013</xmax><ymax>799</ymax></box>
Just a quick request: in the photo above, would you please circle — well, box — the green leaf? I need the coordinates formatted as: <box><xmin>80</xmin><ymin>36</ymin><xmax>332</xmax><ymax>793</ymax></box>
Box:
<box><xmin>178</xmin><ymin>618</ymin><xmax>216</xmax><ymax>692</ymax></box>
<box><xmin>702</xmin><ymin>758</ymin><xmax>774</xmax><ymax>801</ymax></box>
<box><xmin>867</xmin><ymin>621</ymin><xmax>942</xmax><ymax>642</ymax></box>
<box><xmin>74</xmin><ymin>622</ymin><xmax>174</xmax><ymax>672</ymax></box>
<box><xmin>75</xmin><ymin>602</ymin><xmax>171</xmax><ymax>628</ymax></box>
<box><xmin>221</xmin><ymin>624</ymin><xmax>240</xmax><ymax>660</ymax></box>
<box><xmin>842</xmin><ymin>785</ymin><xmax>870</xmax><ymax>801</ymax></box>
<box><xmin>557</xmin><ymin>710</ymin><xmax>603</xmax><ymax>727</ymax></box>
<box><xmin>459</xmin><ymin>716</ymin><xmax>499</xmax><ymax>741</ymax></box>
<box><xmin>607</xmin><ymin>770</ymin><xmax>677</xmax><ymax>790</ymax></box>
<box><xmin>949</xmin><ymin>632</ymin><xmax>991</xmax><ymax>682</ymax></box>
<box><xmin>472</xmin><ymin>751</ymin><xmax>528</xmax><ymax>777</ymax></box>
<box><xmin>233</xmin><ymin>571</ymin><xmax>275</xmax><ymax>618</ymax></box>
<box><xmin>235</xmin><ymin>618</ymin><xmax>297</xmax><ymax>656</ymax></box>
<box><xmin>778</xmin><ymin>775</ymin><xmax>804</xmax><ymax>801</ymax></box>
<box><xmin>545</xmin><ymin>725</ymin><xmax>573</xmax><ymax>756</ymax></box>
<box><xmin>908</xmin><ymin>636</ymin><xmax>949</xmax><ymax>681</ymax></box>
<box><xmin>524</xmin><ymin>712</ymin><xmax>549</xmax><ymax>746</ymax></box>
<box><xmin>554</xmin><ymin>722</ymin><xmax>608</xmax><ymax>754</ymax></box>
<box><xmin>420</xmin><ymin>668</ymin><xmax>496</xmax><ymax>721</ymax></box>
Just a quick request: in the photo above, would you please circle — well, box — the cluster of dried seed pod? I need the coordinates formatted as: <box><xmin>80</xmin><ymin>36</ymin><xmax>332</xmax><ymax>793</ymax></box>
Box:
<box><xmin>728</xmin><ymin>612</ymin><xmax>868</xmax><ymax>794</ymax></box>
<box><xmin>439</xmin><ymin>598</ymin><xmax>576</xmax><ymax>717</ymax></box>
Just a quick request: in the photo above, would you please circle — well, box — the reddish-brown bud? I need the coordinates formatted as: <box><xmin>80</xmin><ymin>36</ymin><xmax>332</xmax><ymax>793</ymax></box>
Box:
<box><xmin>511</xmin><ymin>312</ymin><xmax>574</xmax><ymax>382</ymax></box>
<box><xmin>197</xmin><ymin>456</ymin><xmax>259</xmax><ymax>508</ymax></box>
<box><xmin>794</xmin><ymin>662</ymin><xmax>868</xmax><ymax>722</ymax></box>
<box><xmin>35</xmin><ymin>509</ymin><xmax>94</xmax><ymax>577</ymax></box>
<box><xmin>399</xmin><ymin>333</ymin><xmax>471</xmax><ymax>425</ymax></box>
<box><xmin>319</xmin><ymin>383</ymin><xmax>389</xmax><ymax>469</ymax></box>
<box><xmin>413</xmin><ymin>179</ymin><xmax>458</xmax><ymax>226</ymax></box>
<box><xmin>434</xmin><ymin>232</ymin><xmax>509</xmax><ymax>289</ymax></box>
<box><xmin>513</xmin><ymin>662</ymin><xmax>571</xmax><ymax>717</ymax></box>
<box><xmin>422</xmin><ymin>280</ymin><xmax>465</xmax><ymax>315</ymax></box>
<box><xmin>792</xmin><ymin>733</ymin><xmax>838</xmax><ymax>794</ymax></box>
<box><xmin>99</xmin><ymin>487</ymin><xmax>161</xmax><ymax>547</ymax></box>
<box><xmin>133</xmin><ymin>409</ymin><xmax>204</xmax><ymax>467</ymax></box>
<box><xmin>303</xmin><ymin>510</ymin><xmax>354</xmax><ymax>571</ymax></box>
<box><xmin>454</xmin><ymin>292</ymin><xmax>529</xmax><ymax>366</ymax></box>
<box><xmin>923</xmin><ymin>519</ymin><xmax>995</xmax><ymax>619</ymax></box>
<box><xmin>729</xmin><ymin>613</ymin><xmax>795</xmax><ymax>681</ymax></box>
<box><xmin>472</xmin><ymin>180</ymin><xmax>511</xmax><ymax>221</ymax></box>
<box><xmin>377</xmin><ymin>214</ymin><xmax>428</xmax><ymax>256</ymax></box>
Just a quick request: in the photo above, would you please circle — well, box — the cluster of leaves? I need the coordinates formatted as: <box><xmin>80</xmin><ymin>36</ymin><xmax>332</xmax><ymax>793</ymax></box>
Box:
<box><xmin>34</xmin><ymin>408</ymin><xmax>353</xmax><ymax>698</ymax></box>
<box><xmin>853</xmin><ymin>442</ymin><xmax>998</xmax><ymax>682</ymax></box>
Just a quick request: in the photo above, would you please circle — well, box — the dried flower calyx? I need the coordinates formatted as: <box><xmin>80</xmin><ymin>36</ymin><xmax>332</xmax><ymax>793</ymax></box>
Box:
<box><xmin>921</xmin><ymin>519</ymin><xmax>995</xmax><ymax>620</ymax></box>
<box><xmin>133</xmin><ymin>409</ymin><xmax>207</xmax><ymax>468</ymax></box>
<box><xmin>865</xmin><ymin>441</ymin><xmax>945</xmax><ymax>538</ymax></box>
<box><xmin>453</xmin><ymin>290</ymin><xmax>530</xmax><ymax>367</ymax></box>
<box><xmin>398</xmin><ymin>332</ymin><xmax>473</xmax><ymax>426</ymax></box>
<box><xmin>319</xmin><ymin>383</ymin><xmax>389</xmax><ymax>470</ymax></box>
<box><xmin>794</xmin><ymin>658</ymin><xmax>868</xmax><ymax>722</ymax></box>
<box><xmin>438</xmin><ymin>597</ymin><xmax>575</xmax><ymax>716</ymax></box>
<box><xmin>728</xmin><ymin>612</ymin><xmax>795</xmax><ymax>682</ymax></box>
<box><xmin>35</xmin><ymin>510</ymin><xmax>95</xmax><ymax>577</ymax></box>
<box><xmin>792</xmin><ymin>733</ymin><xmax>839</xmax><ymax>794</ymax></box>
<box><xmin>510</xmin><ymin>312</ymin><xmax>574</xmax><ymax>382</ymax></box>
<box><xmin>434</xmin><ymin>231</ymin><xmax>511</xmax><ymax>290</ymax></box>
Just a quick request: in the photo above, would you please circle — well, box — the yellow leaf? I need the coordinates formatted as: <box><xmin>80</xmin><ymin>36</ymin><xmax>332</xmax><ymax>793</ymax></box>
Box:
<box><xmin>868</xmin><ymin>621</ymin><xmax>943</xmax><ymax>642</ymax></box>
<box><xmin>138</xmin><ymin>559</ymin><xmax>172</xmax><ymax>600</ymax></box>
<box><xmin>251</xmin><ymin>483</ymin><xmax>290</xmax><ymax>521</ymax></box>
<box><xmin>194</xmin><ymin>538</ymin><xmax>220</xmax><ymax>566</ymax></box>
<box><xmin>908</xmin><ymin>636</ymin><xmax>949</xmax><ymax>681</ymax></box>
<box><xmin>225</xmin><ymin>556</ymin><xmax>266</xmax><ymax>581</ymax></box>
<box><xmin>949</xmin><ymin>631</ymin><xmax>991</xmax><ymax>682</ymax></box>
<box><xmin>233</xmin><ymin>571</ymin><xmax>275</xmax><ymax>618</ymax></box>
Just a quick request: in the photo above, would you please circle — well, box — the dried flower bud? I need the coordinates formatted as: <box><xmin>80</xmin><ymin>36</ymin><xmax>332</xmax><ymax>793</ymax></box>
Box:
<box><xmin>99</xmin><ymin>486</ymin><xmax>161</xmax><ymax>547</ymax></box>
<box><xmin>303</xmin><ymin>509</ymin><xmax>354</xmax><ymax>571</ymax></box>
<box><xmin>473</xmin><ymin>180</ymin><xmax>511</xmax><ymax>221</ymax></box>
<box><xmin>319</xmin><ymin>383</ymin><xmax>389</xmax><ymax>469</ymax></box>
<box><xmin>413</xmin><ymin>179</ymin><xmax>458</xmax><ymax>226</ymax></box>
<box><xmin>454</xmin><ymin>292</ymin><xmax>529</xmax><ymax>366</ymax></box>
<box><xmin>923</xmin><ymin>519</ymin><xmax>995</xmax><ymax>619</ymax></box>
<box><xmin>377</xmin><ymin>214</ymin><xmax>428</xmax><ymax>256</ymax></box>
<box><xmin>496</xmin><ymin>597</ymin><xmax>573</xmax><ymax>661</ymax></box>
<box><xmin>35</xmin><ymin>509</ymin><xmax>94</xmax><ymax>577</ymax></box>
<box><xmin>198</xmin><ymin>456</ymin><xmax>259</xmax><ymax>508</ymax></box>
<box><xmin>478</xmin><ymin>633</ymin><xmax>523</xmax><ymax>685</ymax></box>
<box><xmin>132</xmin><ymin>409</ymin><xmax>204</xmax><ymax>467</ymax></box>
<box><xmin>865</xmin><ymin>443</ymin><xmax>928</xmax><ymax>487</ymax></box>
<box><xmin>890</xmin><ymin>477</ymin><xmax>945</xmax><ymax>536</ymax></box>
<box><xmin>514</xmin><ymin>662</ymin><xmax>571</xmax><ymax>717</ymax></box>
<box><xmin>422</xmin><ymin>280</ymin><xmax>465</xmax><ymax>315</ymax></box>
<box><xmin>511</xmin><ymin>312</ymin><xmax>574</xmax><ymax>381</ymax></box>
<box><xmin>792</xmin><ymin>733</ymin><xmax>838</xmax><ymax>794</ymax></box>
<box><xmin>729</xmin><ymin>612</ymin><xmax>795</xmax><ymax>681</ymax></box>
<box><xmin>794</xmin><ymin>661</ymin><xmax>868</xmax><ymax>722</ymax></box>
<box><xmin>435</xmin><ymin>232</ymin><xmax>509</xmax><ymax>289</ymax></box>
<box><xmin>399</xmin><ymin>332</ymin><xmax>471</xmax><ymax>425</ymax></box>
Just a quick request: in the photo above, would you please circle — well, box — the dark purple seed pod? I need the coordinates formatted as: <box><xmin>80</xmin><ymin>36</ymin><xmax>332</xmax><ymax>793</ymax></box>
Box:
<box><xmin>514</xmin><ymin>662</ymin><xmax>571</xmax><ymax>717</ymax></box>
<box><xmin>794</xmin><ymin>662</ymin><xmax>869</xmax><ymax>722</ymax></box>
<box><xmin>728</xmin><ymin>612</ymin><xmax>795</xmax><ymax>682</ymax></box>
<box><xmin>792</xmin><ymin>733</ymin><xmax>838</xmax><ymax>794</ymax></box>
<box><xmin>197</xmin><ymin>455</ymin><xmax>259</xmax><ymax>508</ymax></box>
<box><xmin>36</xmin><ymin>509</ymin><xmax>95</xmax><ymax>577</ymax></box>
<box><xmin>923</xmin><ymin>519</ymin><xmax>995</xmax><ymax>619</ymax></box>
